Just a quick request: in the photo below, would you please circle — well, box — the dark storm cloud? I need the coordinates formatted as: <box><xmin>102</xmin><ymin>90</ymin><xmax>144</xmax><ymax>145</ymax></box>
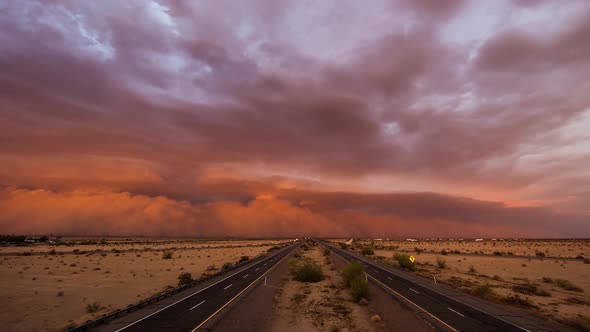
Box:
<box><xmin>0</xmin><ymin>0</ymin><xmax>589</xmax><ymax>237</ymax></box>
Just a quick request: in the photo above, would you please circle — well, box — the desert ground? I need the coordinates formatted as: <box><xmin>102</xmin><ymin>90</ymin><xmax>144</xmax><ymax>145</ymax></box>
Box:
<box><xmin>331</xmin><ymin>239</ymin><xmax>590</xmax><ymax>331</ymax></box>
<box><xmin>0</xmin><ymin>238</ymin><xmax>289</xmax><ymax>332</ymax></box>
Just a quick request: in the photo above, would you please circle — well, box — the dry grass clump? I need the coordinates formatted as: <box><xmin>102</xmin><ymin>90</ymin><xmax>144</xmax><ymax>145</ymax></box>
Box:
<box><xmin>501</xmin><ymin>294</ymin><xmax>538</xmax><ymax>309</ymax></box>
<box><xmin>542</xmin><ymin>277</ymin><xmax>584</xmax><ymax>292</ymax></box>
<box><xmin>470</xmin><ymin>284</ymin><xmax>496</xmax><ymax>300</ymax></box>
<box><xmin>161</xmin><ymin>251</ymin><xmax>173</xmax><ymax>259</ymax></box>
<box><xmin>511</xmin><ymin>283</ymin><xmax>551</xmax><ymax>297</ymax></box>
<box><xmin>177</xmin><ymin>272</ymin><xmax>193</xmax><ymax>286</ymax></box>
<box><xmin>85</xmin><ymin>302</ymin><xmax>102</xmax><ymax>313</ymax></box>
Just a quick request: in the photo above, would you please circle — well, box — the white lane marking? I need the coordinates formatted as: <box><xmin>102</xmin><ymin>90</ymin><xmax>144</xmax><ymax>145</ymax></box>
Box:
<box><xmin>409</xmin><ymin>288</ymin><xmax>420</xmax><ymax>294</ymax></box>
<box><xmin>223</xmin><ymin>284</ymin><xmax>233</xmax><ymax>290</ymax></box>
<box><xmin>387</xmin><ymin>277</ymin><xmax>393</xmax><ymax>280</ymax></box>
<box><xmin>255</xmin><ymin>268</ymin><xmax>260</xmax><ymax>271</ymax></box>
<box><xmin>242</xmin><ymin>274</ymin><xmax>249</xmax><ymax>279</ymax></box>
<box><xmin>448</xmin><ymin>307</ymin><xmax>465</xmax><ymax>317</ymax></box>
<box><xmin>114</xmin><ymin>245</ymin><xmax>292</xmax><ymax>331</ymax></box>
<box><xmin>189</xmin><ymin>300</ymin><xmax>206</xmax><ymax>311</ymax></box>
<box><xmin>337</xmin><ymin>248</ymin><xmax>532</xmax><ymax>332</ymax></box>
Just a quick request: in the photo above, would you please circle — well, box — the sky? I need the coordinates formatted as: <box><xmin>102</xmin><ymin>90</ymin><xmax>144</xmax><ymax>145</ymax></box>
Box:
<box><xmin>0</xmin><ymin>0</ymin><xmax>589</xmax><ymax>238</ymax></box>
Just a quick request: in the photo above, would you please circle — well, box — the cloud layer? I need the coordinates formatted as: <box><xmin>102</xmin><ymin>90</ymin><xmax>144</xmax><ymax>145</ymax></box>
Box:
<box><xmin>0</xmin><ymin>0</ymin><xmax>589</xmax><ymax>237</ymax></box>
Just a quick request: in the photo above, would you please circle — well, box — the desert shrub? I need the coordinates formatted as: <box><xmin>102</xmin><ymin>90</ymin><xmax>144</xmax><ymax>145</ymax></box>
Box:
<box><xmin>85</xmin><ymin>302</ymin><xmax>101</xmax><ymax>313</ymax></box>
<box><xmin>323</xmin><ymin>248</ymin><xmax>331</xmax><ymax>256</ymax></box>
<box><xmin>221</xmin><ymin>262</ymin><xmax>233</xmax><ymax>271</ymax></box>
<box><xmin>361</xmin><ymin>246</ymin><xmax>375</xmax><ymax>256</ymax></box>
<box><xmin>501</xmin><ymin>294</ymin><xmax>538</xmax><ymax>308</ymax></box>
<box><xmin>555</xmin><ymin>279</ymin><xmax>583</xmax><ymax>292</ymax></box>
<box><xmin>493</xmin><ymin>251</ymin><xmax>503</xmax><ymax>256</ymax></box>
<box><xmin>440</xmin><ymin>250</ymin><xmax>448</xmax><ymax>256</ymax></box>
<box><xmin>436</xmin><ymin>257</ymin><xmax>447</xmax><ymax>269</ymax></box>
<box><xmin>48</xmin><ymin>249</ymin><xmax>57</xmax><ymax>256</ymax></box>
<box><xmin>471</xmin><ymin>284</ymin><xmax>496</xmax><ymax>299</ymax></box>
<box><xmin>162</xmin><ymin>252</ymin><xmax>173</xmax><ymax>259</ymax></box>
<box><xmin>512</xmin><ymin>283</ymin><xmax>551</xmax><ymax>297</ymax></box>
<box><xmin>393</xmin><ymin>253</ymin><xmax>416</xmax><ymax>271</ymax></box>
<box><xmin>238</xmin><ymin>256</ymin><xmax>249</xmax><ymax>263</ymax></box>
<box><xmin>541</xmin><ymin>277</ymin><xmax>553</xmax><ymax>283</ymax></box>
<box><xmin>492</xmin><ymin>275</ymin><xmax>503</xmax><ymax>281</ymax></box>
<box><xmin>206</xmin><ymin>264</ymin><xmax>217</xmax><ymax>271</ymax></box>
<box><xmin>468</xmin><ymin>265</ymin><xmax>477</xmax><ymax>273</ymax></box>
<box><xmin>341</xmin><ymin>262</ymin><xmax>365</xmax><ymax>287</ymax></box>
<box><xmin>293</xmin><ymin>262</ymin><xmax>325</xmax><ymax>282</ymax></box>
<box><xmin>414</xmin><ymin>247</ymin><xmax>424</xmax><ymax>254</ymax></box>
<box><xmin>177</xmin><ymin>272</ymin><xmax>193</xmax><ymax>286</ymax></box>
<box><xmin>339</xmin><ymin>242</ymin><xmax>349</xmax><ymax>249</ymax></box>
<box><xmin>535</xmin><ymin>251</ymin><xmax>546</xmax><ymax>258</ymax></box>
<box><xmin>267</xmin><ymin>246</ymin><xmax>280</xmax><ymax>252</ymax></box>
<box><xmin>341</xmin><ymin>262</ymin><xmax>369</xmax><ymax>302</ymax></box>
<box><xmin>350</xmin><ymin>275</ymin><xmax>369</xmax><ymax>302</ymax></box>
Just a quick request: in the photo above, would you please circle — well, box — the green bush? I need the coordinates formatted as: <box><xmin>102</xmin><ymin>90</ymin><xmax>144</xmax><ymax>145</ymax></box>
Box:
<box><xmin>293</xmin><ymin>262</ymin><xmax>325</xmax><ymax>282</ymax></box>
<box><xmin>177</xmin><ymin>272</ymin><xmax>193</xmax><ymax>286</ymax></box>
<box><xmin>238</xmin><ymin>256</ymin><xmax>249</xmax><ymax>263</ymax></box>
<box><xmin>350</xmin><ymin>275</ymin><xmax>369</xmax><ymax>302</ymax></box>
<box><xmin>341</xmin><ymin>262</ymin><xmax>365</xmax><ymax>287</ymax></box>
<box><xmin>341</xmin><ymin>262</ymin><xmax>369</xmax><ymax>302</ymax></box>
<box><xmin>436</xmin><ymin>257</ymin><xmax>447</xmax><ymax>269</ymax></box>
<box><xmin>393</xmin><ymin>253</ymin><xmax>416</xmax><ymax>271</ymax></box>
<box><xmin>322</xmin><ymin>248</ymin><xmax>331</xmax><ymax>256</ymax></box>
<box><xmin>361</xmin><ymin>246</ymin><xmax>375</xmax><ymax>256</ymax></box>
<box><xmin>339</xmin><ymin>242</ymin><xmax>349</xmax><ymax>249</ymax></box>
<box><xmin>471</xmin><ymin>284</ymin><xmax>496</xmax><ymax>299</ymax></box>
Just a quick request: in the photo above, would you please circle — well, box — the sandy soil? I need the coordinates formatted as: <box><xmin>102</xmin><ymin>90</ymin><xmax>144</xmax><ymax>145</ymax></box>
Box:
<box><xmin>334</xmin><ymin>239</ymin><xmax>589</xmax><ymax>259</ymax></box>
<box><xmin>0</xmin><ymin>239</ymin><xmax>288</xmax><ymax>255</ymax></box>
<box><xmin>0</xmin><ymin>241</ymin><xmax>283</xmax><ymax>332</ymax></box>
<box><xmin>337</xmin><ymin>239</ymin><xmax>590</xmax><ymax>330</ymax></box>
<box><xmin>271</xmin><ymin>243</ymin><xmax>380</xmax><ymax>332</ymax></box>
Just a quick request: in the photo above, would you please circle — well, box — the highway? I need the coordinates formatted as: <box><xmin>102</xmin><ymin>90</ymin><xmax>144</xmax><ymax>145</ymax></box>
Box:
<box><xmin>109</xmin><ymin>241</ymin><xmax>300</xmax><ymax>332</ymax></box>
<box><xmin>323</xmin><ymin>241</ymin><xmax>554</xmax><ymax>332</ymax></box>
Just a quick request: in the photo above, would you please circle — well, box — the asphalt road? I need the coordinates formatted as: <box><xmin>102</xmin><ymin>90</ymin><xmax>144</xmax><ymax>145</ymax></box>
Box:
<box><xmin>324</xmin><ymin>242</ymin><xmax>545</xmax><ymax>332</ymax></box>
<box><xmin>112</xmin><ymin>241</ymin><xmax>300</xmax><ymax>332</ymax></box>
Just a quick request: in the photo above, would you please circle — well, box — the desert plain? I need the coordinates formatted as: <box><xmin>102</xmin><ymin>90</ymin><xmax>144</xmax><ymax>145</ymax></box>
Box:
<box><xmin>332</xmin><ymin>238</ymin><xmax>590</xmax><ymax>331</ymax></box>
<box><xmin>0</xmin><ymin>238</ymin><xmax>289</xmax><ymax>331</ymax></box>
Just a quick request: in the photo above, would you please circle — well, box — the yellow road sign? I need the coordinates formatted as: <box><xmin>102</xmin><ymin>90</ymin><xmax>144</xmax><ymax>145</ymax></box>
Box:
<box><xmin>409</xmin><ymin>255</ymin><xmax>415</xmax><ymax>263</ymax></box>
